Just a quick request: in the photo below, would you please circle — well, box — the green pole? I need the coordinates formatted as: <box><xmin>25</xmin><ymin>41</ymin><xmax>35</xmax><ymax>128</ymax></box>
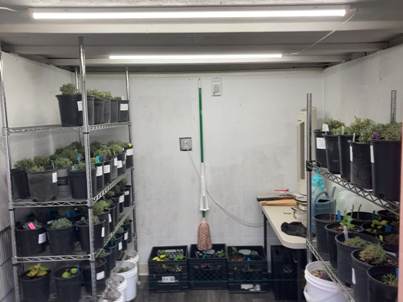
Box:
<box><xmin>198</xmin><ymin>86</ymin><xmax>204</xmax><ymax>164</ymax></box>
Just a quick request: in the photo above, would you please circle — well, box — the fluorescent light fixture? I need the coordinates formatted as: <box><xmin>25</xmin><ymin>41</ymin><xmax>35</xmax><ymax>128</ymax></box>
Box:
<box><xmin>32</xmin><ymin>9</ymin><xmax>346</xmax><ymax>20</ymax></box>
<box><xmin>108</xmin><ymin>53</ymin><xmax>283</xmax><ymax>64</ymax></box>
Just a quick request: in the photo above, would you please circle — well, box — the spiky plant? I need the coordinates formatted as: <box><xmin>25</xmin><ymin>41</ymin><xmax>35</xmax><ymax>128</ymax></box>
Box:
<box><xmin>49</xmin><ymin>218</ymin><xmax>73</xmax><ymax>230</ymax></box>
<box><xmin>60</xmin><ymin>83</ymin><xmax>78</xmax><ymax>95</ymax></box>
<box><xmin>382</xmin><ymin>273</ymin><xmax>398</xmax><ymax>287</ymax></box>
<box><xmin>359</xmin><ymin>244</ymin><xmax>386</xmax><ymax>265</ymax></box>
<box><xmin>344</xmin><ymin>236</ymin><xmax>370</xmax><ymax>249</ymax></box>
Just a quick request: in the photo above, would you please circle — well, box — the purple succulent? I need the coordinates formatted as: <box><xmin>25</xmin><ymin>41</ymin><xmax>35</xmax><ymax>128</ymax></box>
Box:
<box><xmin>372</xmin><ymin>132</ymin><xmax>381</xmax><ymax>140</ymax></box>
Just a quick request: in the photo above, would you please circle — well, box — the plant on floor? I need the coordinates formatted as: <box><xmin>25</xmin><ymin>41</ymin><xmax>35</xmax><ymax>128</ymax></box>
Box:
<box><xmin>25</xmin><ymin>264</ymin><xmax>49</xmax><ymax>278</ymax></box>
<box><xmin>60</xmin><ymin>84</ymin><xmax>78</xmax><ymax>96</ymax></box>
<box><xmin>49</xmin><ymin>218</ymin><xmax>73</xmax><ymax>230</ymax></box>
<box><xmin>61</xmin><ymin>266</ymin><xmax>79</xmax><ymax>279</ymax></box>
<box><xmin>344</xmin><ymin>236</ymin><xmax>370</xmax><ymax>248</ymax></box>
<box><xmin>359</xmin><ymin>244</ymin><xmax>387</xmax><ymax>265</ymax></box>
<box><xmin>382</xmin><ymin>273</ymin><xmax>398</xmax><ymax>287</ymax></box>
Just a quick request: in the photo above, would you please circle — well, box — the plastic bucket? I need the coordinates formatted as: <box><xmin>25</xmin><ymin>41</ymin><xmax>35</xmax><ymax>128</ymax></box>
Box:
<box><xmin>304</xmin><ymin>261</ymin><xmax>346</xmax><ymax>302</ymax></box>
<box><xmin>107</xmin><ymin>274</ymin><xmax>127</xmax><ymax>301</ymax></box>
<box><xmin>113</xmin><ymin>261</ymin><xmax>138</xmax><ymax>301</ymax></box>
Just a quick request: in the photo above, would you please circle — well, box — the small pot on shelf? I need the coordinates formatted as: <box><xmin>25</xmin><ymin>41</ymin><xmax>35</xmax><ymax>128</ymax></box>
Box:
<box><xmin>54</xmin><ymin>266</ymin><xmax>82</xmax><ymax>302</ymax></box>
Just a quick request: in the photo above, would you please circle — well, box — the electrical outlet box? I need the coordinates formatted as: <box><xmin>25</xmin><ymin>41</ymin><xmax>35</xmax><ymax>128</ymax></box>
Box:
<box><xmin>211</xmin><ymin>77</ymin><xmax>222</xmax><ymax>96</ymax></box>
<box><xmin>179</xmin><ymin>137</ymin><xmax>192</xmax><ymax>151</ymax></box>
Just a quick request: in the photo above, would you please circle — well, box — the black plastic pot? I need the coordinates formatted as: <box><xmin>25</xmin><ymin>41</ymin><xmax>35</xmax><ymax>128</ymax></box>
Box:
<box><xmin>57</xmin><ymin>168</ymin><xmax>71</xmax><ymax>199</ymax></box>
<box><xmin>82</xmin><ymin>259</ymin><xmax>107</xmax><ymax>293</ymax></box>
<box><xmin>109</xmin><ymin>203</ymin><xmax>118</xmax><ymax>231</ymax></box>
<box><xmin>16</xmin><ymin>227</ymin><xmax>46</xmax><ymax>256</ymax></box>
<box><xmin>324</xmin><ymin>135</ymin><xmax>340</xmax><ymax>173</ymax></box>
<box><xmin>314</xmin><ymin>214</ymin><xmax>338</xmax><ymax>258</ymax></box>
<box><xmin>125</xmin><ymin>147</ymin><xmax>134</xmax><ymax>169</ymax></box>
<box><xmin>76</xmin><ymin>221</ymin><xmax>104</xmax><ymax>252</ymax></box>
<box><xmin>97</xmin><ymin>252</ymin><xmax>112</xmax><ymax>278</ymax></box>
<box><xmin>124</xmin><ymin>185</ymin><xmax>131</xmax><ymax>207</ymax></box>
<box><xmin>95</xmin><ymin>164</ymin><xmax>104</xmax><ymax>193</ymax></box>
<box><xmin>351</xmin><ymin>142</ymin><xmax>372</xmax><ymax>189</ymax></box>
<box><xmin>348</xmin><ymin>211</ymin><xmax>378</xmax><ymax>226</ymax></box>
<box><xmin>110</xmin><ymin>100</ymin><xmax>119</xmax><ymax>123</ymax></box>
<box><xmin>103</xmin><ymin>160</ymin><xmax>112</xmax><ymax>184</ymax></box>
<box><xmin>114</xmin><ymin>233</ymin><xmax>124</xmax><ymax>258</ymax></box>
<box><xmin>118</xmin><ymin>100</ymin><xmax>129</xmax><ymax>122</ymax></box>
<box><xmin>335</xmin><ymin>232</ymin><xmax>378</xmax><ymax>285</ymax></box>
<box><xmin>94</xmin><ymin>98</ymin><xmax>105</xmax><ymax>124</ymax></box>
<box><xmin>117</xmin><ymin>152</ymin><xmax>126</xmax><ymax>175</ymax></box>
<box><xmin>351</xmin><ymin>249</ymin><xmax>378</xmax><ymax>302</ymax></box>
<box><xmin>115</xmin><ymin>194</ymin><xmax>124</xmax><ymax>213</ymax></box>
<box><xmin>68</xmin><ymin>168</ymin><xmax>96</xmax><ymax>199</ymax></box>
<box><xmin>377</xmin><ymin>210</ymin><xmax>398</xmax><ymax>222</ymax></box>
<box><xmin>123</xmin><ymin>219</ymin><xmax>132</xmax><ymax>243</ymax></box>
<box><xmin>47</xmin><ymin>226</ymin><xmax>75</xmax><ymax>255</ymax></box>
<box><xmin>103</xmin><ymin>99</ymin><xmax>111</xmax><ymax>124</ymax></box>
<box><xmin>338</xmin><ymin>135</ymin><xmax>354</xmax><ymax>181</ymax></box>
<box><xmin>368</xmin><ymin>266</ymin><xmax>397</xmax><ymax>302</ymax></box>
<box><xmin>87</xmin><ymin>96</ymin><xmax>95</xmax><ymax>125</ymax></box>
<box><xmin>97</xmin><ymin>212</ymin><xmax>110</xmax><ymax>237</ymax></box>
<box><xmin>21</xmin><ymin>272</ymin><xmax>50</xmax><ymax>302</ymax></box>
<box><xmin>54</xmin><ymin>266</ymin><xmax>82</xmax><ymax>302</ymax></box>
<box><xmin>106</xmin><ymin>239</ymin><xmax>118</xmax><ymax>267</ymax></box>
<box><xmin>27</xmin><ymin>170</ymin><xmax>58</xmax><ymax>202</ymax></box>
<box><xmin>371</xmin><ymin>140</ymin><xmax>401</xmax><ymax>201</ymax></box>
<box><xmin>121</xmin><ymin>227</ymin><xmax>129</xmax><ymax>250</ymax></box>
<box><xmin>110</xmin><ymin>157</ymin><xmax>118</xmax><ymax>180</ymax></box>
<box><xmin>57</xmin><ymin>94</ymin><xmax>82</xmax><ymax>127</ymax></box>
<box><xmin>11</xmin><ymin>168</ymin><xmax>30</xmax><ymax>199</ymax></box>
<box><xmin>314</xmin><ymin>129</ymin><xmax>327</xmax><ymax>168</ymax></box>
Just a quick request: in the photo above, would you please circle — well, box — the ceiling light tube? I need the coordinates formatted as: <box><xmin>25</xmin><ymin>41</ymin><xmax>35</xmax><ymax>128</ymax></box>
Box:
<box><xmin>32</xmin><ymin>9</ymin><xmax>346</xmax><ymax>20</ymax></box>
<box><xmin>108</xmin><ymin>53</ymin><xmax>283</xmax><ymax>64</ymax></box>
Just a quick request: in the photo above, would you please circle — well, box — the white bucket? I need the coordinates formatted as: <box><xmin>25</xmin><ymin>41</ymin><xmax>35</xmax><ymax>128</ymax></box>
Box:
<box><xmin>99</xmin><ymin>289</ymin><xmax>124</xmax><ymax>302</ymax></box>
<box><xmin>113</xmin><ymin>261</ymin><xmax>138</xmax><ymax>302</ymax></box>
<box><xmin>304</xmin><ymin>261</ymin><xmax>346</xmax><ymax>302</ymax></box>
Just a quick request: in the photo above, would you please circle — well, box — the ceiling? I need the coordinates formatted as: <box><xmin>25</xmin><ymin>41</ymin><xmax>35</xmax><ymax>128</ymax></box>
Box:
<box><xmin>0</xmin><ymin>0</ymin><xmax>402</xmax><ymax>71</ymax></box>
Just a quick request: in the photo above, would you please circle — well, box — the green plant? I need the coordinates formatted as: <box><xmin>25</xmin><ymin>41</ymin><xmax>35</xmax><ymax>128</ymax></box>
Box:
<box><xmin>93</xmin><ymin>200</ymin><xmax>110</xmax><ymax>216</ymax></box>
<box><xmin>112</xmin><ymin>96</ymin><xmax>122</xmax><ymax>101</ymax></box>
<box><xmin>108</xmin><ymin>143</ymin><xmax>124</xmax><ymax>156</ymax></box>
<box><xmin>60</xmin><ymin>84</ymin><xmax>78</xmax><ymax>95</ymax></box>
<box><xmin>49</xmin><ymin>218</ymin><xmax>73</xmax><ymax>230</ymax></box>
<box><xmin>87</xmin><ymin>89</ymin><xmax>104</xmax><ymax>99</ymax></box>
<box><xmin>359</xmin><ymin>244</ymin><xmax>387</xmax><ymax>265</ymax></box>
<box><xmin>382</xmin><ymin>273</ymin><xmax>398</xmax><ymax>287</ymax></box>
<box><xmin>33</xmin><ymin>156</ymin><xmax>51</xmax><ymax>169</ymax></box>
<box><xmin>349</xmin><ymin>117</ymin><xmax>379</xmax><ymax>143</ymax></box>
<box><xmin>324</xmin><ymin>119</ymin><xmax>345</xmax><ymax>132</ymax></box>
<box><xmin>340</xmin><ymin>213</ymin><xmax>355</xmax><ymax>230</ymax></box>
<box><xmin>28</xmin><ymin>165</ymin><xmax>46</xmax><ymax>173</ymax></box>
<box><xmin>344</xmin><ymin>236</ymin><xmax>370</xmax><ymax>249</ymax></box>
<box><xmin>71</xmin><ymin>162</ymin><xmax>86</xmax><ymax>172</ymax></box>
<box><xmin>54</xmin><ymin>157</ymin><xmax>73</xmax><ymax>170</ymax></box>
<box><xmin>26</xmin><ymin>264</ymin><xmax>49</xmax><ymax>278</ymax></box>
<box><xmin>14</xmin><ymin>159</ymin><xmax>34</xmax><ymax>171</ymax></box>
<box><xmin>78</xmin><ymin>216</ymin><xmax>100</xmax><ymax>225</ymax></box>
<box><xmin>61</xmin><ymin>266</ymin><xmax>79</xmax><ymax>279</ymax></box>
<box><xmin>93</xmin><ymin>145</ymin><xmax>113</xmax><ymax>161</ymax></box>
<box><xmin>379</xmin><ymin>122</ymin><xmax>402</xmax><ymax>141</ymax></box>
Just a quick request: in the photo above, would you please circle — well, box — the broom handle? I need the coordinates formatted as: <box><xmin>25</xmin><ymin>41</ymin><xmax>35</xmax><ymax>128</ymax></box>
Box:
<box><xmin>198</xmin><ymin>83</ymin><xmax>208</xmax><ymax>216</ymax></box>
<box><xmin>198</xmin><ymin>86</ymin><xmax>204</xmax><ymax>164</ymax></box>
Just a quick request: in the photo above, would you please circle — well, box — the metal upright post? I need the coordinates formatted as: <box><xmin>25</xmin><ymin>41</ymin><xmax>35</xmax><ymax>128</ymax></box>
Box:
<box><xmin>79</xmin><ymin>37</ymin><xmax>97</xmax><ymax>300</ymax></box>
<box><xmin>74</xmin><ymin>67</ymin><xmax>80</xmax><ymax>90</ymax></box>
<box><xmin>0</xmin><ymin>42</ymin><xmax>21</xmax><ymax>302</ymax></box>
<box><xmin>391</xmin><ymin>90</ymin><xmax>397</xmax><ymax>123</ymax></box>
<box><xmin>306</xmin><ymin>93</ymin><xmax>313</xmax><ymax>263</ymax></box>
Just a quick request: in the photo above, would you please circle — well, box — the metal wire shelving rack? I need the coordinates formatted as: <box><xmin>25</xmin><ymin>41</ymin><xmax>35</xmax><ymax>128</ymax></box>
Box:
<box><xmin>0</xmin><ymin>38</ymin><xmax>137</xmax><ymax>302</ymax></box>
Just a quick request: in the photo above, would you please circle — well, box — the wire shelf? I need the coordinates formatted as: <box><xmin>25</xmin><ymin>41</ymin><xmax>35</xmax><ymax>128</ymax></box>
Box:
<box><xmin>306</xmin><ymin>240</ymin><xmax>355</xmax><ymax>302</ymax></box>
<box><xmin>88</xmin><ymin>121</ymin><xmax>130</xmax><ymax>131</ymax></box>
<box><xmin>11</xmin><ymin>199</ymin><xmax>88</xmax><ymax>208</ymax></box>
<box><xmin>14</xmin><ymin>254</ymin><xmax>91</xmax><ymax>263</ymax></box>
<box><xmin>92</xmin><ymin>169</ymin><xmax>133</xmax><ymax>203</ymax></box>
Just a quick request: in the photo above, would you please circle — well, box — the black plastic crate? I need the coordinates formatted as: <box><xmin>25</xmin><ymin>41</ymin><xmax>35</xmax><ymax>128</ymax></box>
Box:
<box><xmin>149</xmin><ymin>280</ymin><xmax>189</xmax><ymax>292</ymax></box>
<box><xmin>271</xmin><ymin>245</ymin><xmax>298</xmax><ymax>300</ymax></box>
<box><xmin>188</xmin><ymin>244</ymin><xmax>227</xmax><ymax>289</ymax></box>
<box><xmin>228</xmin><ymin>278</ymin><xmax>271</xmax><ymax>293</ymax></box>
<box><xmin>227</xmin><ymin>245</ymin><xmax>268</xmax><ymax>281</ymax></box>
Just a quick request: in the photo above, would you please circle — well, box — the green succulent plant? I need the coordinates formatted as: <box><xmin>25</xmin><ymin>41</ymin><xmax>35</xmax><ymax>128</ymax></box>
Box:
<box><xmin>61</xmin><ymin>266</ymin><xmax>79</xmax><ymax>279</ymax></box>
<box><xmin>344</xmin><ymin>236</ymin><xmax>370</xmax><ymax>249</ymax></box>
<box><xmin>78</xmin><ymin>215</ymin><xmax>100</xmax><ymax>225</ymax></box>
<box><xmin>93</xmin><ymin>200</ymin><xmax>110</xmax><ymax>216</ymax></box>
<box><xmin>26</xmin><ymin>264</ymin><xmax>49</xmax><ymax>278</ymax></box>
<box><xmin>382</xmin><ymin>273</ymin><xmax>398</xmax><ymax>287</ymax></box>
<box><xmin>28</xmin><ymin>165</ymin><xmax>46</xmax><ymax>173</ymax></box>
<box><xmin>359</xmin><ymin>244</ymin><xmax>387</xmax><ymax>265</ymax></box>
<box><xmin>54</xmin><ymin>157</ymin><xmax>73</xmax><ymax>170</ymax></box>
<box><xmin>112</xmin><ymin>96</ymin><xmax>122</xmax><ymax>101</ymax></box>
<box><xmin>379</xmin><ymin>122</ymin><xmax>402</xmax><ymax>141</ymax></box>
<box><xmin>349</xmin><ymin>117</ymin><xmax>379</xmax><ymax>143</ymax></box>
<box><xmin>33</xmin><ymin>156</ymin><xmax>51</xmax><ymax>169</ymax></box>
<box><xmin>71</xmin><ymin>162</ymin><xmax>86</xmax><ymax>172</ymax></box>
<box><xmin>108</xmin><ymin>143</ymin><xmax>124</xmax><ymax>156</ymax></box>
<box><xmin>49</xmin><ymin>217</ymin><xmax>73</xmax><ymax>230</ymax></box>
<box><xmin>14</xmin><ymin>159</ymin><xmax>34</xmax><ymax>171</ymax></box>
<box><xmin>323</xmin><ymin>119</ymin><xmax>345</xmax><ymax>132</ymax></box>
<box><xmin>60</xmin><ymin>84</ymin><xmax>78</xmax><ymax>95</ymax></box>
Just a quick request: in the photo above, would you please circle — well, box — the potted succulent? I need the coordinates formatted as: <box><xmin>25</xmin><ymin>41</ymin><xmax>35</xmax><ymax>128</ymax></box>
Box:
<box><xmin>109</xmin><ymin>143</ymin><xmax>126</xmax><ymax>176</ymax></box>
<box><xmin>323</xmin><ymin>119</ymin><xmax>345</xmax><ymax>173</ymax></box>
<box><xmin>106</xmin><ymin>239</ymin><xmax>119</xmax><ymax>269</ymax></box>
<box><xmin>118</xmin><ymin>98</ymin><xmax>130</xmax><ymax>122</ymax></box>
<box><xmin>11</xmin><ymin>159</ymin><xmax>32</xmax><ymax>199</ymax></box>
<box><xmin>76</xmin><ymin>216</ymin><xmax>105</xmax><ymax>252</ymax></box>
<box><xmin>351</xmin><ymin>244</ymin><xmax>396</xmax><ymax>302</ymax></box>
<box><xmin>367</xmin><ymin>266</ymin><xmax>398</xmax><ymax>302</ymax></box>
<box><xmin>68</xmin><ymin>162</ymin><xmax>97</xmax><ymax>199</ymax></box>
<box><xmin>124</xmin><ymin>143</ymin><xmax>134</xmax><ymax>169</ymax></box>
<box><xmin>15</xmin><ymin>220</ymin><xmax>46</xmax><ymax>256</ymax></box>
<box><xmin>82</xmin><ymin>258</ymin><xmax>107</xmax><ymax>293</ymax></box>
<box><xmin>93</xmin><ymin>144</ymin><xmax>113</xmax><ymax>184</ymax></box>
<box><xmin>314</xmin><ymin>213</ymin><xmax>338</xmax><ymax>258</ymax></box>
<box><xmin>56</xmin><ymin>83</ymin><xmax>82</xmax><ymax>127</ymax></box>
<box><xmin>102</xmin><ymin>91</ymin><xmax>113</xmax><ymax>124</ymax></box>
<box><xmin>47</xmin><ymin>217</ymin><xmax>75</xmax><ymax>254</ymax></box>
<box><xmin>371</xmin><ymin>122</ymin><xmax>401</xmax><ymax>201</ymax></box>
<box><xmin>26</xmin><ymin>156</ymin><xmax>58</xmax><ymax>202</ymax></box>
<box><xmin>97</xmin><ymin>249</ymin><xmax>112</xmax><ymax>278</ymax></box>
<box><xmin>54</xmin><ymin>266</ymin><xmax>82</xmax><ymax>302</ymax></box>
<box><xmin>111</xmin><ymin>97</ymin><xmax>121</xmax><ymax>123</ymax></box>
<box><xmin>94</xmin><ymin>199</ymin><xmax>112</xmax><ymax>236</ymax></box>
<box><xmin>123</xmin><ymin>219</ymin><xmax>133</xmax><ymax>244</ymax></box>
<box><xmin>20</xmin><ymin>264</ymin><xmax>50</xmax><ymax>302</ymax></box>
<box><xmin>88</xmin><ymin>89</ymin><xmax>105</xmax><ymax>124</ymax></box>
<box><xmin>53</xmin><ymin>156</ymin><xmax>73</xmax><ymax>199</ymax></box>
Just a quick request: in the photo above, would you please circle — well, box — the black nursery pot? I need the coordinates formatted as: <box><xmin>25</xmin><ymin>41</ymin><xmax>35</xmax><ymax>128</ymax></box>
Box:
<box><xmin>68</xmin><ymin>168</ymin><xmax>97</xmax><ymax>199</ymax></box>
<box><xmin>110</xmin><ymin>157</ymin><xmax>118</xmax><ymax>180</ymax></box>
<box><xmin>124</xmin><ymin>185</ymin><xmax>132</xmax><ymax>207</ymax></box>
<box><xmin>110</xmin><ymin>100</ymin><xmax>119</xmax><ymax>123</ymax></box>
<box><xmin>11</xmin><ymin>168</ymin><xmax>30</xmax><ymax>199</ymax></box>
<box><xmin>97</xmin><ymin>251</ymin><xmax>112</xmax><ymax>278</ymax></box>
<box><xmin>351</xmin><ymin>250</ymin><xmax>376</xmax><ymax>302</ymax></box>
<box><xmin>314</xmin><ymin>129</ymin><xmax>327</xmax><ymax>168</ymax></box>
<box><xmin>76</xmin><ymin>221</ymin><xmax>104</xmax><ymax>252</ymax></box>
<box><xmin>347</xmin><ymin>211</ymin><xmax>378</xmax><ymax>226</ymax></box>
<box><xmin>106</xmin><ymin>239</ymin><xmax>118</xmax><ymax>266</ymax></box>
<box><xmin>97</xmin><ymin>212</ymin><xmax>110</xmax><ymax>237</ymax></box>
<box><xmin>56</xmin><ymin>94</ymin><xmax>82</xmax><ymax>127</ymax></box>
<box><xmin>314</xmin><ymin>214</ymin><xmax>338</xmax><ymax>258</ymax></box>
<box><xmin>109</xmin><ymin>203</ymin><xmax>118</xmax><ymax>230</ymax></box>
<box><xmin>57</xmin><ymin>168</ymin><xmax>71</xmax><ymax>199</ymax></box>
<box><xmin>324</xmin><ymin>135</ymin><xmax>340</xmax><ymax>173</ymax></box>
<box><xmin>114</xmin><ymin>233</ymin><xmax>125</xmax><ymax>258</ymax></box>
<box><xmin>351</xmin><ymin>142</ymin><xmax>372</xmax><ymax>189</ymax></box>
<box><xmin>117</xmin><ymin>152</ymin><xmax>126</xmax><ymax>175</ymax></box>
<box><xmin>16</xmin><ymin>227</ymin><xmax>47</xmax><ymax>257</ymax></box>
<box><xmin>338</xmin><ymin>135</ymin><xmax>354</xmax><ymax>181</ymax></box>
<box><xmin>115</xmin><ymin>194</ymin><xmax>125</xmax><ymax>213</ymax></box>
<box><xmin>82</xmin><ymin>259</ymin><xmax>107</xmax><ymax>293</ymax></box>
<box><xmin>371</xmin><ymin>140</ymin><xmax>401</xmax><ymax>201</ymax></box>
<box><xmin>124</xmin><ymin>220</ymin><xmax>133</xmax><ymax>243</ymax></box>
<box><xmin>125</xmin><ymin>147</ymin><xmax>134</xmax><ymax>169</ymax></box>
<box><xmin>54</xmin><ymin>267</ymin><xmax>82</xmax><ymax>302</ymax></box>
<box><xmin>47</xmin><ymin>226</ymin><xmax>75</xmax><ymax>255</ymax></box>
<box><xmin>103</xmin><ymin>99</ymin><xmax>111</xmax><ymax>124</ymax></box>
<box><xmin>94</xmin><ymin>98</ymin><xmax>105</xmax><ymax>124</ymax></box>
<box><xmin>95</xmin><ymin>164</ymin><xmax>105</xmax><ymax>193</ymax></box>
<box><xmin>103</xmin><ymin>160</ymin><xmax>112</xmax><ymax>184</ymax></box>
<box><xmin>21</xmin><ymin>272</ymin><xmax>50</xmax><ymax>302</ymax></box>
<box><xmin>335</xmin><ymin>232</ymin><xmax>378</xmax><ymax>285</ymax></box>
<box><xmin>118</xmin><ymin>100</ymin><xmax>129</xmax><ymax>122</ymax></box>
<box><xmin>27</xmin><ymin>170</ymin><xmax>58</xmax><ymax>202</ymax></box>
<box><xmin>368</xmin><ymin>266</ymin><xmax>398</xmax><ymax>302</ymax></box>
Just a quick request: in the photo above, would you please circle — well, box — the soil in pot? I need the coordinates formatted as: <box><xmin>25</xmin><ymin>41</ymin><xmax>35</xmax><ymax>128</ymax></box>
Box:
<box><xmin>103</xmin><ymin>160</ymin><xmax>112</xmax><ymax>184</ymax></box>
<box><xmin>57</xmin><ymin>168</ymin><xmax>71</xmax><ymax>199</ymax></box>
<box><xmin>54</xmin><ymin>266</ymin><xmax>82</xmax><ymax>302</ymax></box>
<box><xmin>324</xmin><ymin>135</ymin><xmax>340</xmax><ymax>173</ymax></box>
<box><xmin>103</xmin><ymin>99</ymin><xmax>111</xmax><ymax>124</ymax></box>
<box><xmin>76</xmin><ymin>220</ymin><xmax>104</xmax><ymax>252</ymax></box>
<box><xmin>367</xmin><ymin>266</ymin><xmax>398</xmax><ymax>302</ymax></box>
<box><xmin>27</xmin><ymin>170</ymin><xmax>58</xmax><ymax>202</ymax></box>
<box><xmin>351</xmin><ymin>142</ymin><xmax>372</xmax><ymax>189</ymax></box>
<box><xmin>348</xmin><ymin>211</ymin><xmax>378</xmax><ymax>226</ymax></box>
<box><xmin>371</xmin><ymin>140</ymin><xmax>401</xmax><ymax>201</ymax></box>
<box><xmin>110</xmin><ymin>100</ymin><xmax>119</xmax><ymax>123</ymax></box>
<box><xmin>16</xmin><ymin>226</ymin><xmax>47</xmax><ymax>257</ymax></box>
<box><xmin>124</xmin><ymin>185</ymin><xmax>131</xmax><ymax>207</ymax></box>
<box><xmin>82</xmin><ymin>259</ymin><xmax>107</xmax><ymax>293</ymax></box>
<box><xmin>314</xmin><ymin>214</ymin><xmax>338</xmax><ymax>258</ymax></box>
<box><xmin>335</xmin><ymin>232</ymin><xmax>378</xmax><ymax>285</ymax></box>
<box><xmin>338</xmin><ymin>135</ymin><xmax>354</xmax><ymax>181</ymax></box>
<box><xmin>47</xmin><ymin>223</ymin><xmax>75</xmax><ymax>255</ymax></box>
<box><xmin>20</xmin><ymin>268</ymin><xmax>50</xmax><ymax>302</ymax></box>
<box><xmin>68</xmin><ymin>168</ymin><xmax>97</xmax><ymax>199</ymax></box>
<box><xmin>118</xmin><ymin>100</ymin><xmax>129</xmax><ymax>122</ymax></box>
<box><xmin>94</xmin><ymin>98</ymin><xmax>105</xmax><ymax>124</ymax></box>
<box><xmin>11</xmin><ymin>168</ymin><xmax>30</xmax><ymax>199</ymax></box>
<box><xmin>314</xmin><ymin>129</ymin><xmax>327</xmax><ymax>168</ymax></box>
<box><xmin>377</xmin><ymin>210</ymin><xmax>398</xmax><ymax>222</ymax></box>
<box><xmin>56</xmin><ymin>94</ymin><xmax>82</xmax><ymax>127</ymax></box>
<box><xmin>125</xmin><ymin>146</ymin><xmax>134</xmax><ymax>169</ymax></box>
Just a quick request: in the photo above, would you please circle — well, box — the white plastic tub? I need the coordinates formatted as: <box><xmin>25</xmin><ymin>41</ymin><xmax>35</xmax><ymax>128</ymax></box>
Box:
<box><xmin>304</xmin><ymin>261</ymin><xmax>347</xmax><ymax>302</ymax></box>
<box><xmin>113</xmin><ymin>261</ymin><xmax>138</xmax><ymax>302</ymax></box>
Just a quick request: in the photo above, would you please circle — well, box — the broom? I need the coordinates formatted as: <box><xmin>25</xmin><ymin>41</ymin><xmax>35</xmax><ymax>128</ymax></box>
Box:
<box><xmin>196</xmin><ymin>81</ymin><xmax>212</xmax><ymax>251</ymax></box>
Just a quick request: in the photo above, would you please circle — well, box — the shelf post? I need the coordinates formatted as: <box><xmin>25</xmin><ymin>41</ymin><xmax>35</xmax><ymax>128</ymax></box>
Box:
<box><xmin>390</xmin><ymin>90</ymin><xmax>397</xmax><ymax>123</ymax></box>
<box><xmin>0</xmin><ymin>41</ymin><xmax>22</xmax><ymax>302</ymax></box>
<box><xmin>306</xmin><ymin>93</ymin><xmax>313</xmax><ymax>263</ymax></box>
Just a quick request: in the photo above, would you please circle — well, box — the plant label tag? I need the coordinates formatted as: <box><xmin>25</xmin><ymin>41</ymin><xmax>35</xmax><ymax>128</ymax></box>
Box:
<box><xmin>322</xmin><ymin>124</ymin><xmax>330</xmax><ymax>132</ymax></box>
<box><xmin>350</xmin><ymin>145</ymin><xmax>353</xmax><ymax>162</ymax></box>
<box><xmin>96</xmin><ymin>271</ymin><xmax>105</xmax><ymax>280</ymax></box>
<box><xmin>114</xmin><ymin>157</ymin><xmax>118</xmax><ymax>166</ymax></box>
<box><xmin>96</xmin><ymin>166</ymin><xmax>103</xmax><ymax>176</ymax></box>
<box><xmin>161</xmin><ymin>276</ymin><xmax>175</xmax><ymax>283</ymax></box>
<box><xmin>124</xmin><ymin>190</ymin><xmax>130</xmax><ymax>196</ymax></box>
<box><xmin>103</xmin><ymin>164</ymin><xmax>110</xmax><ymax>174</ymax></box>
<box><xmin>101</xmin><ymin>227</ymin><xmax>105</xmax><ymax>238</ymax></box>
<box><xmin>120</xmin><ymin>104</ymin><xmax>129</xmax><ymax>111</ymax></box>
<box><xmin>27</xmin><ymin>222</ymin><xmax>36</xmax><ymax>230</ymax></box>
<box><xmin>119</xmin><ymin>195</ymin><xmax>124</xmax><ymax>203</ymax></box>
<box><xmin>316</xmin><ymin>137</ymin><xmax>326</xmax><ymax>150</ymax></box>
<box><xmin>52</xmin><ymin>172</ymin><xmax>58</xmax><ymax>183</ymax></box>
<box><xmin>108</xmin><ymin>214</ymin><xmax>112</xmax><ymax>223</ymax></box>
<box><xmin>77</xmin><ymin>101</ymin><xmax>83</xmax><ymax>112</ymax></box>
<box><xmin>124</xmin><ymin>232</ymin><xmax>129</xmax><ymax>240</ymax></box>
<box><xmin>240</xmin><ymin>284</ymin><xmax>254</xmax><ymax>290</ymax></box>
<box><xmin>370</xmin><ymin>145</ymin><xmax>374</xmax><ymax>163</ymax></box>
<box><xmin>117</xmin><ymin>160</ymin><xmax>123</xmax><ymax>168</ymax></box>
<box><xmin>118</xmin><ymin>242</ymin><xmax>123</xmax><ymax>250</ymax></box>
<box><xmin>126</xmin><ymin>148</ymin><xmax>134</xmax><ymax>156</ymax></box>
<box><xmin>352</xmin><ymin>268</ymin><xmax>356</xmax><ymax>285</ymax></box>
<box><xmin>38</xmin><ymin>233</ymin><xmax>47</xmax><ymax>244</ymax></box>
